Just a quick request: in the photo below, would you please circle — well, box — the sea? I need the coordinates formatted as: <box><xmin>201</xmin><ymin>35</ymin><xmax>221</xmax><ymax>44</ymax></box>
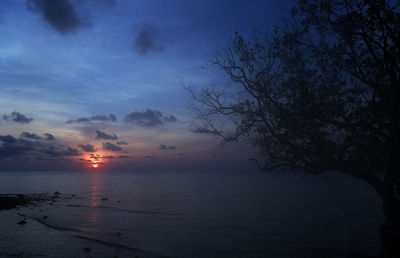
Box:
<box><xmin>0</xmin><ymin>170</ymin><xmax>383</xmax><ymax>257</ymax></box>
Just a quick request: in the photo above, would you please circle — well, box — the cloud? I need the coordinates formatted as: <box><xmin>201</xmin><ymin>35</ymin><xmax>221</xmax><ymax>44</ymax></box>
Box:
<box><xmin>20</xmin><ymin>132</ymin><xmax>41</xmax><ymax>140</ymax></box>
<box><xmin>164</xmin><ymin>115</ymin><xmax>178</xmax><ymax>122</ymax></box>
<box><xmin>0</xmin><ymin>135</ymin><xmax>18</xmax><ymax>144</ymax></box>
<box><xmin>67</xmin><ymin>114</ymin><xmax>117</xmax><ymax>123</ymax></box>
<box><xmin>0</xmin><ymin>136</ymin><xmax>35</xmax><ymax>159</ymax></box>
<box><xmin>95</xmin><ymin>130</ymin><xmax>118</xmax><ymax>140</ymax></box>
<box><xmin>159</xmin><ymin>144</ymin><xmax>176</xmax><ymax>150</ymax></box>
<box><xmin>190</xmin><ymin>127</ymin><xmax>219</xmax><ymax>135</ymax></box>
<box><xmin>124</xmin><ymin>109</ymin><xmax>178</xmax><ymax>127</ymax></box>
<box><xmin>102</xmin><ymin>155</ymin><xmax>115</xmax><ymax>159</ymax></box>
<box><xmin>90</xmin><ymin>153</ymin><xmax>100</xmax><ymax>160</ymax></box>
<box><xmin>67</xmin><ymin>117</ymin><xmax>90</xmax><ymax>123</ymax></box>
<box><xmin>118</xmin><ymin>155</ymin><xmax>132</xmax><ymax>159</ymax></box>
<box><xmin>134</xmin><ymin>25</ymin><xmax>164</xmax><ymax>55</ymax></box>
<box><xmin>79</xmin><ymin>143</ymin><xmax>95</xmax><ymax>152</ymax></box>
<box><xmin>44</xmin><ymin>133</ymin><xmax>55</xmax><ymax>140</ymax></box>
<box><xmin>3</xmin><ymin>111</ymin><xmax>33</xmax><ymax>124</ymax></box>
<box><xmin>26</xmin><ymin>0</ymin><xmax>86</xmax><ymax>35</ymax></box>
<box><xmin>116</xmin><ymin>141</ymin><xmax>128</xmax><ymax>145</ymax></box>
<box><xmin>0</xmin><ymin>134</ymin><xmax>82</xmax><ymax>161</ymax></box>
<box><xmin>103</xmin><ymin>142</ymin><xmax>122</xmax><ymax>151</ymax></box>
<box><xmin>91</xmin><ymin>114</ymin><xmax>117</xmax><ymax>122</ymax></box>
<box><xmin>40</xmin><ymin>146</ymin><xmax>81</xmax><ymax>157</ymax></box>
<box><xmin>144</xmin><ymin>155</ymin><xmax>156</xmax><ymax>159</ymax></box>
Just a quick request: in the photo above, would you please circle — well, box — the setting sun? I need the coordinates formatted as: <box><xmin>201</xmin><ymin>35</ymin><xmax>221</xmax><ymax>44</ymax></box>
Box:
<box><xmin>92</xmin><ymin>164</ymin><xmax>99</xmax><ymax>168</ymax></box>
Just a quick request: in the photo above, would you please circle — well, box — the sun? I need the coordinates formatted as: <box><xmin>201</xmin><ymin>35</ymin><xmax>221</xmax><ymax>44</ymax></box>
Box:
<box><xmin>92</xmin><ymin>164</ymin><xmax>99</xmax><ymax>168</ymax></box>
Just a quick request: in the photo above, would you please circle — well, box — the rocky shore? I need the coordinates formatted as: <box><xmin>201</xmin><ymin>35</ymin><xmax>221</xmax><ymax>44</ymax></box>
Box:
<box><xmin>0</xmin><ymin>193</ymin><xmax>57</xmax><ymax>210</ymax></box>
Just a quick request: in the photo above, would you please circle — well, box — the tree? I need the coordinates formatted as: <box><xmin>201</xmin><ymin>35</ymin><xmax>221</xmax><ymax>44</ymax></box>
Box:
<box><xmin>187</xmin><ymin>0</ymin><xmax>400</xmax><ymax>256</ymax></box>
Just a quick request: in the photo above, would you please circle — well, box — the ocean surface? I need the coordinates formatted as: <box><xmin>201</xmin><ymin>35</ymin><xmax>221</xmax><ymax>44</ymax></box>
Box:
<box><xmin>0</xmin><ymin>170</ymin><xmax>383</xmax><ymax>257</ymax></box>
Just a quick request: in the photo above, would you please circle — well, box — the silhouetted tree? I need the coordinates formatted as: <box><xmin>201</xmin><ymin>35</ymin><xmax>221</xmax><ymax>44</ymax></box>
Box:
<box><xmin>187</xmin><ymin>0</ymin><xmax>400</xmax><ymax>256</ymax></box>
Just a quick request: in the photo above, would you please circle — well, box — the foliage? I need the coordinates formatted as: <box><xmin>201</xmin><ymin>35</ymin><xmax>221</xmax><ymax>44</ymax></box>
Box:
<box><xmin>188</xmin><ymin>0</ymin><xmax>400</xmax><ymax>201</ymax></box>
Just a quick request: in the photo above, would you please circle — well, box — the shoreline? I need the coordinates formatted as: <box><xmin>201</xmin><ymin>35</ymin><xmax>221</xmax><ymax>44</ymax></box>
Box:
<box><xmin>0</xmin><ymin>193</ymin><xmax>57</xmax><ymax>210</ymax></box>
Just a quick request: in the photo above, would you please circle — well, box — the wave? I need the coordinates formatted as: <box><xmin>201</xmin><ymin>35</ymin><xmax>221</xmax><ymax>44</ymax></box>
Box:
<box><xmin>17</xmin><ymin>212</ymin><xmax>83</xmax><ymax>232</ymax></box>
<box><xmin>65</xmin><ymin>204</ymin><xmax>181</xmax><ymax>215</ymax></box>
<box><xmin>17</xmin><ymin>212</ymin><xmax>169</xmax><ymax>258</ymax></box>
<box><xmin>76</xmin><ymin>234</ymin><xmax>169</xmax><ymax>257</ymax></box>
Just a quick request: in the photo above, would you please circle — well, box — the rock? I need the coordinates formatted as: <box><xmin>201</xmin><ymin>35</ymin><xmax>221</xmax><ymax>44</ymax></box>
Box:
<box><xmin>17</xmin><ymin>220</ymin><xmax>26</xmax><ymax>225</ymax></box>
<box><xmin>0</xmin><ymin>194</ymin><xmax>53</xmax><ymax>210</ymax></box>
<box><xmin>43</xmin><ymin>215</ymin><xmax>48</xmax><ymax>219</ymax></box>
<box><xmin>83</xmin><ymin>247</ymin><xmax>91</xmax><ymax>252</ymax></box>
<box><xmin>54</xmin><ymin>191</ymin><xmax>60</xmax><ymax>196</ymax></box>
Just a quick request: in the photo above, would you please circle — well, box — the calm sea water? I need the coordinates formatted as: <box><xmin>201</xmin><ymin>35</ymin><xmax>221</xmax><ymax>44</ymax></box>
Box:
<box><xmin>0</xmin><ymin>171</ymin><xmax>383</xmax><ymax>257</ymax></box>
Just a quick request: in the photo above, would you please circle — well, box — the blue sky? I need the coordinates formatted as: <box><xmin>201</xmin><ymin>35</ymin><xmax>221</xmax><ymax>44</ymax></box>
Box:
<box><xmin>0</xmin><ymin>0</ymin><xmax>293</xmax><ymax>171</ymax></box>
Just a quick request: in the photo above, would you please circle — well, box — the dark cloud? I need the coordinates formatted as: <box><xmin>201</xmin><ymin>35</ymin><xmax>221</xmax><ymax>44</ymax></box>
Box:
<box><xmin>190</xmin><ymin>127</ymin><xmax>219</xmax><ymax>135</ymax></box>
<box><xmin>159</xmin><ymin>144</ymin><xmax>176</xmax><ymax>150</ymax></box>
<box><xmin>134</xmin><ymin>25</ymin><xmax>164</xmax><ymax>55</ymax></box>
<box><xmin>63</xmin><ymin>147</ymin><xmax>81</xmax><ymax>156</ymax></box>
<box><xmin>118</xmin><ymin>155</ymin><xmax>131</xmax><ymax>159</ymax></box>
<box><xmin>102</xmin><ymin>155</ymin><xmax>115</xmax><ymax>159</ymax></box>
<box><xmin>164</xmin><ymin>115</ymin><xmax>178</xmax><ymax>122</ymax></box>
<box><xmin>0</xmin><ymin>135</ymin><xmax>18</xmax><ymax>144</ymax></box>
<box><xmin>103</xmin><ymin>142</ymin><xmax>122</xmax><ymax>152</ymax></box>
<box><xmin>95</xmin><ymin>130</ymin><xmax>118</xmax><ymax>140</ymax></box>
<box><xmin>67</xmin><ymin>117</ymin><xmax>90</xmax><ymax>123</ymax></box>
<box><xmin>26</xmin><ymin>0</ymin><xmax>86</xmax><ymax>35</ymax></box>
<box><xmin>40</xmin><ymin>146</ymin><xmax>81</xmax><ymax>157</ymax></box>
<box><xmin>0</xmin><ymin>136</ymin><xmax>35</xmax><ymax>159</ymax></box>
<box><xmin>79</xmin><ymin>143</ymin><xmax>95</xmax><ymax>152</ymax></box>
<box><xmin>3</xmin><ymin>111</ymin><xmax>33</xmax><ymax>124</ymax></box>
<box><xmin>44</xmin><ymin>133</ymin><xmax>55</xmax><ymax>140</ymax></box>
<box><xmin>90</xmin><ymin>153</ymin><xmax>100</xmax><ymax>160</ymax></box>
<box><xmin>0</xmin><ymin>134</ymin><xmax>82</xmax><ymax>161</ymax></box>
<box><xmin>20</xmin><ymin>132</ymin><xmax>41</xmax><ymax>140</ymax></box>
<box><xmin>67</xmin><ymin>114</ymin><xmax>117</xmax><ymax>123</ymax></box>
<box><xmin>0</xmin><ymin>136</ymin><xmax>37</xmax><ymax>157</ymax></box>
<box><xmin>124</xmin><ymin>109</ymin><xmax>178</xmax><ymax>127</ymax></box>
<box><xmin>116</xmin><ymin>141</ymin><xmax>128</xmax><ymax>145</ymax></box>
<box><xmin>91</xmin><ymin>114</ymin><xmax>117</xmax><ymax>122</ymax></box>
<box><xmin>144</xmin><ymin>155</ymin><xmax>156</xmax><ymax>159</ymax></box>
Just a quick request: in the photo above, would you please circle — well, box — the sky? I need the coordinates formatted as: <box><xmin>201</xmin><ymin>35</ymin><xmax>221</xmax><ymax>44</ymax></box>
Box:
<box><xmin>0</xmin><ymin>0</ymin><xmax>293</xmax><ymax>172</ymax></box>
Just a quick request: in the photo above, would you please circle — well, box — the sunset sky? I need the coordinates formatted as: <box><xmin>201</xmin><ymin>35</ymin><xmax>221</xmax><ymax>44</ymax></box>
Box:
<box><xmin>0</xmin><ymin>0</ymin><xmax>293</xmax><ymax>171</ymax></box>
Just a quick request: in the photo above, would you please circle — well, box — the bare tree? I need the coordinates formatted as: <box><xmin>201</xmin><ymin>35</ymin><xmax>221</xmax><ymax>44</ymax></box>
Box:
<box><xmin>187</xmin><ymin>0</ymin><xmax>400</xmax><ymax>256</ymax></box>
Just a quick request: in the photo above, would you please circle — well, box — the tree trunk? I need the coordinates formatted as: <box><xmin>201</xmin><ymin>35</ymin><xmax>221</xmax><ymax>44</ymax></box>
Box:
<box><xmin>380</xmin><ymin>172</ymin><xmax>400</xmax><ymax>258</ymax></box>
